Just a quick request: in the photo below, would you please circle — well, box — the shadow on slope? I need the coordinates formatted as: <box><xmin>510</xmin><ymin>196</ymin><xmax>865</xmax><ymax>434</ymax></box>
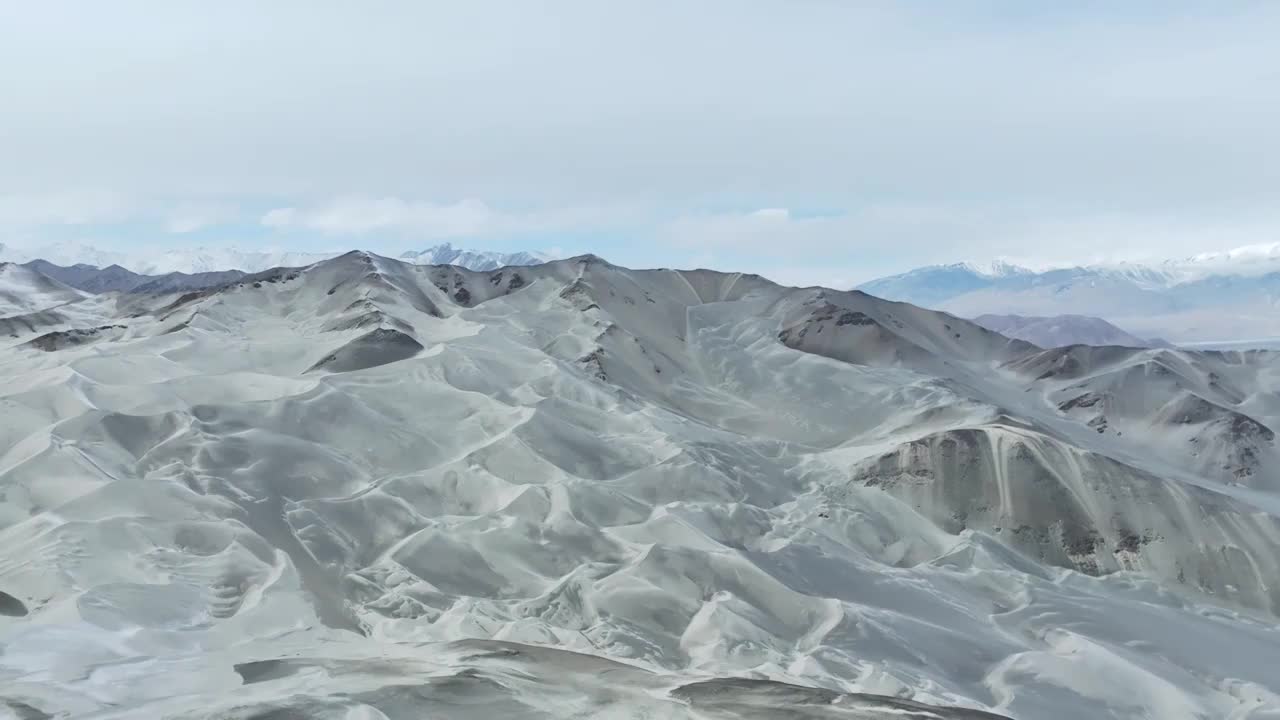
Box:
<box><xmin>307</xmin><ymin>328</ymin><xmax>425</xmax><ymax>373</ymax></box>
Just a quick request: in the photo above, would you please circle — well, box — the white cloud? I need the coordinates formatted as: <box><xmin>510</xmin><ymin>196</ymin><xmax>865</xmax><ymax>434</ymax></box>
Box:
<box><xmin>0</xmin><ymin>191</ymin><xmax>246</xmax><ymax>236</ymax></box>
<box><xmin>749</xmin><ymin>208</ymin><xmax>790</xmax><ymax>221</ymax></box>
<box><xmin>261</xmin><ymin>196</ymin><xmax>632</xmax><ymax>240</ymax></box>
<box><xmin>663</xmin><ymin>208</ymin><xmax>836</xmax><ymax>250</ymax></box>
<box><xmin>262</xmin><ymin>197</ymin><xmax>493</xmax><ymax>236</ymax></box>
<box><xmin>0</xmin><ymin>190</ymin><xmax>135</xmax><ymax>226</ymax></box>
<box><xmin>165</xmin><ymin>202</ymin><xmax>239</xmax><ymax>233</ymax></box>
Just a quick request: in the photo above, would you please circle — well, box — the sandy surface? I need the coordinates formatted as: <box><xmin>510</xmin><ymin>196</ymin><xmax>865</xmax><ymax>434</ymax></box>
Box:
<box><xmin>1</xmin><ymin>253</ymin><xmax>1279</xmax><ymax>718</ymax></box>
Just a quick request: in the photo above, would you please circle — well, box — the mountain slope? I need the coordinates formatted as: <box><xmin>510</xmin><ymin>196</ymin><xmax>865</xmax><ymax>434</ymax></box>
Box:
<box><xmin>0</xmin><ymin>252</ymin><xmax>1279</xmax><ymax>718</ymax></box>
<box><xmin>0</xmin><ymin>261</ymin><xmax>87</xmax><ymax>316</ymax></box>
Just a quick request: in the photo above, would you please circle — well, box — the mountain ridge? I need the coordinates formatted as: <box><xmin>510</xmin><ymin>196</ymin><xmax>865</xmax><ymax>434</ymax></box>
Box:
<box><xmin>2</xmin><ymin>243</ymin><xmax>552</xmax><ymax>295</ymax></box>
<box><xmin>0</xmin><ymin>241</ymin><xmax>551</xmax><ymax>276</ymax></box>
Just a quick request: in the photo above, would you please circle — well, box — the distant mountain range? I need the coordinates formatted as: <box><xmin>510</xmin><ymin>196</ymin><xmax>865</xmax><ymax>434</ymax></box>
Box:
<box><xmin>0</xmin><ymin>242</ymin><xmax>334</xmax><ymax>275</ymax></box>
<box><xmin>0</xmin><ymin>242</ymin><xmax>552</xmax><ymax>277</ymax></box>
<box><xmin>397</xmin><ymin>244</ymin><xmax>550</xmax><ymax>271</ymax></box>
<box><xmin>0</xmin><ymin>243</ymin><xmax>551</xmax><ymax>294</ymax></box>
<box><xmin>859</xmin><ymin>253</ymin><xmax>1280</xmax><ymax>344</ymax></box>
<box><xmin>21</xmin><ymin>259</ymin><xmax>247</xmax><ymax>295</ymax></box>
<box><xmin>972</xmin><ymin>313</ymin><xmax>1169</xmax><ymax>349</ymax></box>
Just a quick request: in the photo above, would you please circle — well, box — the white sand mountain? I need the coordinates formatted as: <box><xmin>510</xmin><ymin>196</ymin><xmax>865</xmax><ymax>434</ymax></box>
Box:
<box><xmin>1</xmin><ymin>252</ymin><xmax>1279</xmax><ymax>718</ymax></box>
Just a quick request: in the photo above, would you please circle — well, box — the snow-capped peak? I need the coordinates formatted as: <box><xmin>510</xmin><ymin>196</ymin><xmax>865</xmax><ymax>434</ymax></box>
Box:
<box><xmin>396</xmin><ymin>243</ymin><xmax>553</xmax><ymax>271</ymax></box>
<box><xmin>988</xmin><ymin>259</ymin><xmax>1034</xmax><ymax>277</ymax></box>
<box><xmin>1170</xmin><ymin>242</ymin><xmax>1280</xmax><ymax>279</ymax></box>
<box><xmin>904</xmin><ymin>260</ymin><xmax>1032</xmax><ymax>279</ymax></box>
<box><xmin>1187</xmin><ymin>242</ymin><xmax>1280</xmax><ymax>264</ymax></box>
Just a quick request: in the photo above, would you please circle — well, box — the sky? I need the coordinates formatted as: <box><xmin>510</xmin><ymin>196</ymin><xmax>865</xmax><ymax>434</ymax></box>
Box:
<box><xmin>1</xmin><ymin>0</ymin><xmax>1278</xmax><ymax>287</ymax></box>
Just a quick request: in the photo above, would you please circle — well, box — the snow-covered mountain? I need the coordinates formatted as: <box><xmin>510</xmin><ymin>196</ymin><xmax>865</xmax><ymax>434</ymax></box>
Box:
<box><xmin>397</xmin><ymin>242</ymin><xmax>553</xmax><ymax>270</ymax></box>
<box><xmin>2</xmin><ymin>252</ymin><xmax>1280</xmax><ymax>718</ymax></box>
<box><xmin>858</xmin><ymin>261</ymin><xmax>1182</xmax><ymax>305</ymax></box>
<box><xmin>1176</xmin><ymin>242</ymin><xmax>1280</xmax><ymax>278</ymax></box>
<box><xmin>973</xmin><ymin>313</ymin><xmax>1168</xmax><ymax>349</ymax></box>
<box><xmin>858</xmin><ymin>256</ymin><xmax>1280</xmax><ymax>344</ymax></box>
<box><xmin>855</xmin><ymin>262</ymin><xmax>1012</xmax><ymax>308</ymax></box>
<box><xmin>0</xmin><ymin>241</ymin><xmax>550</xmax><ymax>275</ymax></box>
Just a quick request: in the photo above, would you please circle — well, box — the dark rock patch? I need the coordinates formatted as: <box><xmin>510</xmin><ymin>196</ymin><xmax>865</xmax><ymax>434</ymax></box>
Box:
<box><xmin>673</xmin><ymin>678</ymin><xmax>1013</xmax><ymax>719</ymax></box>
<box><xmin>0</xmin><ymin>699</ymin><xmax>51</xmax><ymax>720</ymax></box>
<box><xmin>24</xmin><ymin>325</ymin><xmax>126</xmax><ymax>352</ymax></box>
<box><xmin>0</xmin><ymin>591</ymin><xmax>28</xmax><ymax>616</ymax></box>
<box><xmin>307</xmin><ymin>329</ymin><xmax>425</xmax><ymax>373</ymax></box>
<box><xmin>580</xmin><ymin>348</ymin><xmax>607</xmax><ymax>380</ymax></box>
<box><xmin>235</xmin><ymin>659</ymin><xmax>301</xmax><ymax>685</ymax></box>
<box><xmin>1058</xmin><ymin>393</ymin><xmax>1103</xmax><ymax>412</ymax></box>
<box><xmin>1230</xmin><ymin>412</ymin><xmax>1275</xmax><ymax>442</ymax></box>
<box><xmin>836</xmin><ymin>311</ymin><xmax>876</xmax><ymax>327</ymax></box>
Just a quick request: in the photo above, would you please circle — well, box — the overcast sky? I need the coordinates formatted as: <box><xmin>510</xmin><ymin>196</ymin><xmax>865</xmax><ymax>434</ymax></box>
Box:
<box><xmin>2</xmin><ymin>1</ymin><xmax>1278</xmax><ymax>286</ymax></box>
